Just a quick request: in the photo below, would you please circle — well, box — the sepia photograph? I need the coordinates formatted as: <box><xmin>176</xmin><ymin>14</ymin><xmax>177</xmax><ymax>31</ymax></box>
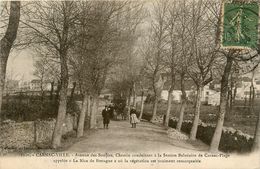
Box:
<box><xmin>0</xmin><ymin>0</ymin><xmax>259</xmax><ymax>169</ymax></box>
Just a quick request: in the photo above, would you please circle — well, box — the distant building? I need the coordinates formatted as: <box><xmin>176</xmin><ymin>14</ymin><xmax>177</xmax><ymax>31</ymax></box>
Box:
<box><xmin>201</xmin><ymin>85</ymin><xmax>217</xmax><ymax>103</ymax></box>
<box><xmin>234</xmin><ymin>77</ymin><xmax>256</xmax><ymax>100</ymax></box>
<box><xmin>254</xmin><ymin>80</ymin><xmax>260</xmax><ymax>98</ymax></box>
<box><xmin>210</xmin><ymin>76</ymin><xmax>260</xmax><ymax>101</ymax></box>
<box><xmin>7</xmin><ymin>78</ymin><xmax>81</xmax><ymax>97</ymax></box>
<box><xmin>130</xmin><ymin>95</ymin><xmax>147</xmax><ymax>103</ymax></box>
<box><xmin>30</xmin><ymin>79</ymin><xmax>41</xmax><ymax>91</ymax></box>
<box><xmin>161</xmin><ymin>78</ymin><xmax>194</xmax><ymax>103</ymax></box>
<box><xmin>18</xmin><ymin>81</ymin><xmax>31</xmax><ymax>91</ymax></box>
<box><xmin>161</xmin><ymin>90</ymin><xmax>188</xmax><ymax>103</ymax></box>
<box><xmin>207</xmin><ymin>91</ymin><xmax>220</xmax><ymax>106</ymax></box>
<box><xmin>214</xmin><ymin>84</ymin><xmax>221</xmax><ymax>90</ymax></box>
<box><xmin>159</xmin><ymin>74</ymin><xmax>221</xmax><ymax>105</ymax></box>
<box><xmin>161</xmin><ymin>84</ymin><xmax>218</xmax><ymax>104</ymax></box>
<box><xmin>4</xmin><ymin>79</ymin><xmax>19</xmax><ymax>95</ymax></box>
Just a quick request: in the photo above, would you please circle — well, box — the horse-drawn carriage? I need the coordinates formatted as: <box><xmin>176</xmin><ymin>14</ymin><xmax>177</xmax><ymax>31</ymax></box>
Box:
<box><xmin>109</xmin><ymin>99</ymin><xmax>127</xmax><ymax>120</ymax></box>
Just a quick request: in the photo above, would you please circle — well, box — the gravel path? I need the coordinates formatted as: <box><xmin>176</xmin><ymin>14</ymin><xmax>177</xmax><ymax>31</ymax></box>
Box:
<box><xmin>66</xmin><ymin>120</ymin><xmax>208</xmax><ymax>153</ymax></box>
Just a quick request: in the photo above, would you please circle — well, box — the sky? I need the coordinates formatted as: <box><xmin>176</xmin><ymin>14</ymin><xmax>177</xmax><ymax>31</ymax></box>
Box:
<box><xmin>6</xmin><ymin>49</ymin><xmax>35</xmax><ymax>81</ymax></box>
<box><xmin>2</xmin><ymin>0</ymin><xmax>260</xmax><ymax>83</ymax></box>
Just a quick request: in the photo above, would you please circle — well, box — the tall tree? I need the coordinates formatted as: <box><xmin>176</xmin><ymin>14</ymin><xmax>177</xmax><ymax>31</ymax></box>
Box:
<box><xmin>209</xmin><ymin>51</ymin><xmax>237</xmax><ymax>152</ymax></box>
<box><xmin>0</xmin><ymin>1</ymin><xmax>21</xmax><ymax>122</ymax></box>
<box><xmin>187</xmin><ymin>0</ymin><xmax>216</xmax><ymax>140</ymax></box>
<box><xmin>163</xmin><ymin>0</ymin><xmax>180</xmax><ymax>126</ymax></box>
<box><xmin>175</xmin><ymin>0</ymin><xmax>190</xmax><ymax>131</ymax></box>
<box><xmin>22</xmin><ymin>1</ymin><xmax>79</xmax><ymax>148</ymax></box>
<box><xmin>71</xmin><ymin>1</ymin><xmax>145</xmax><ymax>134</ymax></box>
<box><xmin>146</xmin><ymin>0</ymin><xmax>168</xmax><ymax>121</ymax></box>
<box><xmin>208</xmin><ymin>0</ymin><xmax>260</xmax><ymax>152</ymax></box>
<box><xmin>253</xmin><ymin>68</ymin><xmax>260</xmax><ymax>152</ymax></box>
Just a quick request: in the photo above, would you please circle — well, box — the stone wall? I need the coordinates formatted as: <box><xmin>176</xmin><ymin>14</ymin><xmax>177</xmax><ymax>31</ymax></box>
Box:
<box><xmin>62</xmin><ymin>113</ymin><xmax>74</xmax><ymax>134</ymax></box>
<box><xmin>141</xmin><ymin>114</ymin><xmax>254</xmax><ymax>153</ymax></box>
<box><xmin>35</xmin><ymin>119</ymin><xmax>56</xmax><ymax>144</ymax></box>
<box><xmin>0</xmin><ymin>114</ymin><xmax>77</xmax><ymax>149</ymax></box>
<box><xmin>0</xmin><ymin>121</ymin><xmax>35</xmax><ymax>149</ymax></box>
<box><xmin>168</xmin><ymin>117</ymin><xmax>254</xmax><ymax>153</ymax></box>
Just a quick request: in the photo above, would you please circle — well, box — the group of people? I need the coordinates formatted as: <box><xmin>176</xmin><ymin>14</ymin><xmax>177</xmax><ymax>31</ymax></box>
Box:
<box><xmin>102</xmin><ymin>105</ymin><xmax>140</xmax><ymax>129</ymax></box>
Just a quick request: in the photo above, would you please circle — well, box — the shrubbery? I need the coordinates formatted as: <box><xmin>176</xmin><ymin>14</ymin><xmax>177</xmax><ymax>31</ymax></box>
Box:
<box><xmin>168</xmin><ymin>117</ymin><xmax>254</xmax><ymax>153</ymax></box>
<box><xmin>141</xmin><ymin>113</ymin><xmax>254</xmax><ymax>153</ymax></box>
<box><xmin>1</xmin><ymin>95</ymin><xmax>80</xmax><ymax>122</ymax></box>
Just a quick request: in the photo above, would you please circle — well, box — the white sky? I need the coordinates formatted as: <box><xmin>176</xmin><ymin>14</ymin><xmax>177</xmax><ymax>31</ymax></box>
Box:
<box><xmin>6</xmin><ymin>49</ymin><xmax>34</xmax><ymax>81</ymax></box>
<box><xmin>3</xmin><ymin>1</ymin><xmax>260</xmax><ymax>82</ymax></box>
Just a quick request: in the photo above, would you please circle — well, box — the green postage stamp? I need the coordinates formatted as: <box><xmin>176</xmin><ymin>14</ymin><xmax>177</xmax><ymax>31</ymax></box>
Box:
<box><xmin>221</xmin><ymin>1</ymin><xmax>259</xmax><ymax>49</ymax></box>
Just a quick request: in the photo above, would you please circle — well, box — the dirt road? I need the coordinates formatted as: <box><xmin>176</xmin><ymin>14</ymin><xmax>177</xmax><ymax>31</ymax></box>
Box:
<box><xmin>66</xmin><ymin>120</ymin><xmax>208</xmax><ymax>153</ymax></box>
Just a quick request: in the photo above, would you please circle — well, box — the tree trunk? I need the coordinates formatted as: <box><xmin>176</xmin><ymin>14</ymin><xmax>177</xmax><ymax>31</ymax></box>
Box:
<box><xmin>139</xmin><ymin>90</ymin><xmax>144</xmax><ymax>120</ymax></box>
<box><xmin>52</xmin><ymin>51</ymin><xmax>69</xmax><ymax>148</ymax></box>
<box><xmin>229</xmin><ymin>78</ymin><xmax>234</xmax><ymax>113</ymax></box>
<box><xmin>50</xmin><ymin>81</ymin><xmax>54</xmax><ymax>101</ymax></box>
<box><xmin>226</xmin><ymin>87</ymin><xmax>232</xmax><ymax>113</ymax></box>
<box><xmin>210</xmin><ymin>56</ymin><xmax>233</xmax><ymax>152</ymax></box>
<box><xmin>233</xmin><ymin>86</ymin><xmax>237</xmax><ymax>106</ymax></box>
<box><xmin>0</xmin><ymin>62</ymin><xmax>7</xmax><ymax>122</ymax></box>
<box><xmin>55</xmin><ymin>81</ymin><xmax>61</xmax><ymax>104</ymax></box>
<box><xmin>90</xmin><ymin>94</ymin><xmax>99</xmax><ymax>129</ymax></box>
<box><xmin>251</xmin><ymin>87</ymin><xmax>255</xmax><ymax>114</ymax></box>
<box><xmin>177</xmin><ymin>100</ymin><xmax>186</xmax><ymax>131</ymax></box>
<box><xmin>0</xmin><ymin>1</ymin><xmax>21</xmax><ymax>122</ymax></box>
<box><xmin>69</xmin><ymin>82</ymin><xmax>76</xmax><ymax>103</ymax></box>
<box><xmin>177</xmin><ymin>73</ymin><xmax>187</xmax><ymax>131</ymax></box>
<box><xmin>151</xmin><ymin>95</ymin><xmax>158</xmax><ymax>121</ymax></box>
<box><xmin>253</xmin><ymin>29</ymin><xmax>260</xmax><ymax>152</ymax></box>
<box><xmin>249</xmin><ymin>85</ymin><xmax>253</xmax><ymax>112</ymax></box>
<box><xmin>250</xmin><ymin>71</ymin><xmax>255</xmax><ymax>115</ymax></box>
<box><xmin>77</xmin><ymin>93</ymin><xmax>88</xmax><ymax>138</ymax></box>
<box><xmin>193</xmin><ymin>93</ymin><xmax>197</xmax><ymax>108</ymax></box>
<box><xmin>127</xmin><ymin>88</ymin><xmax>132</xmax><ymax>119</ymax></box>
<box><xmin>190</xmin><ymin>86</ymin><xmax>202</xmax><ymax>140</ymax></box>
<box><xmin>229</xmin><ymin>86</ymin><xmax>233</xmax><ymax>112</ymax></box>
<box><xmin>87</xmin><ymin>95</ymin><xmax>91</xmax><ymax>117</ymax></box>
<box><xmin>250</xmin><ymin>85</ymin><xmax>255</xmax><ymax>115</ymax></box>
<box><xmin>40</xmin><ymin>80</ymin><xmax>44</xmax><ymax>102</ymax></box>
<box><xmin>244</xmin><ymin>97</ymin><xmax>247</xmax><ymax>110</ymax></box>
<box><xmin>253</xmin><ymin>111</ymin><xmax>260</xmax><ymax>152</ymax></box>
<box><xmin>40</xmin><ymin>80</ymin><xmax>44</xmax><ymax>113</ymax></box>
<box><xmin>132</xmin><ymin>82</ymin><xmax>137</xmax><ymax>108</ymax></box>
<box><xmin>165</xmin><ymin>87</ymin><xmax>174</xmax><ymax>126</ymax></box>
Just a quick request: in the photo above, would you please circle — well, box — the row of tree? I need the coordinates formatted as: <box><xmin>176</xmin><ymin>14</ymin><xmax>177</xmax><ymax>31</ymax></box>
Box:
<box><xmin>0</xmin><ymin>0</ymin><xmax>259</xmax><ymax>152</ymax></box>
<box><xmin>110</xmin><ymin>0</ymin><xmax>260</xmax><ymax>152</ymax></box>
<box><xmin>0</xmin><ymin>1</ymin><xmax>145</xmax><ymax>148</ymax></box>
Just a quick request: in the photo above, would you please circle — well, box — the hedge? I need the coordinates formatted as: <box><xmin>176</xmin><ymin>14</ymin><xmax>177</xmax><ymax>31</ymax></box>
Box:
<box><xmin>141</xmin><ymin>113</ymin><xmax>254</xmax><ymax>153</ymax></box>
<box><xmin>168</xmin><ymin>118</ymin><xmax>254</xmax><ymax>153</ymax></box>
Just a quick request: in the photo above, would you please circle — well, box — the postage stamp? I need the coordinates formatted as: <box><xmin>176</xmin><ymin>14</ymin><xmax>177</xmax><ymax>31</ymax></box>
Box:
<box><xmin>221</xmin><ymin>1</ymin><xmax>259</xmax><ymax>49</ymax></box>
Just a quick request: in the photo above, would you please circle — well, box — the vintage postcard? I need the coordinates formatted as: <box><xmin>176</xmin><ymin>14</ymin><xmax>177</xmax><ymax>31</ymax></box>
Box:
<box><xmin>0</xmin><ymin>0</ymin><xmax>260</xmax><ymax>169</ymax></box>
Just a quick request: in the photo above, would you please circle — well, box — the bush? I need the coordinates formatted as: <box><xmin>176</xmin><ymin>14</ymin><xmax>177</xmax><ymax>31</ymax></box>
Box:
<box><xmin>168</xmin><ymin>118</ymin><xmax>254</xmax><ymax>153</ymax></box>
<box><xmin>1</xmin><ymin>96</ymin><xmax>80</xmax><ymax>122</ymax></box>
<box><xmin>141</xmin><ymin>113</ymin><xmax>152</xmax><ymax>121</ymax></box>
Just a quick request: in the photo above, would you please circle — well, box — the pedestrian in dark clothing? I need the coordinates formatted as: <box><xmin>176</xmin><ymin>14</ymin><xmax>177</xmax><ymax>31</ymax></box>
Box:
<box><xmin>102</xmin><ymin>105</ymin><xmax>110</xmax><ymax>129</ymax></box>
<box><xmin>118</xmin><ymin>103</ymin><xmax>126</xmax><ymax>120</ymax></box>
<box><xmin>108</xmin><ymin>104</ymin><xmax>114</xmax><ymax>119</ymax></box>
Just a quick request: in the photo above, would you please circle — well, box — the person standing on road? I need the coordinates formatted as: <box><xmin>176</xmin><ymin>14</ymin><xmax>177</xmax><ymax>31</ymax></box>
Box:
<box><xmin>130</xmin><ymin>106</ymin><xmax>139</xmax><ymax>128</ymax></box>
<box><xmin>108</xmin><ymin>104</ymin><xmax>115</xmax><ymax>119</ymax></box>
<box><xmin>102</xmin><ymin>105</ymin><xmax>110</xmax><ymax>129</ymax></box>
